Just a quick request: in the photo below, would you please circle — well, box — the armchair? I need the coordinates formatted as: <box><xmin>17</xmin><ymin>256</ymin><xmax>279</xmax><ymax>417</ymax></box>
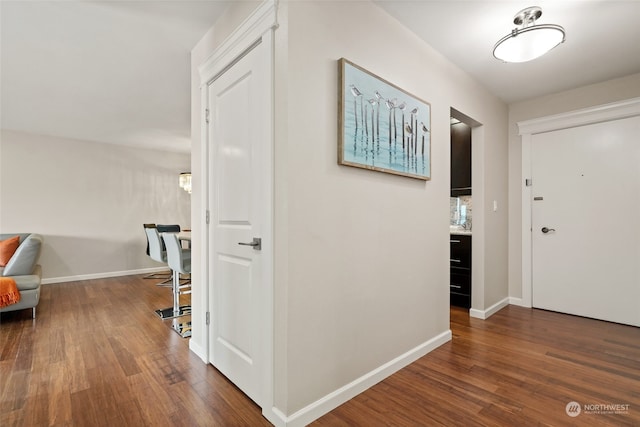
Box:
<box><xmin>0</xmin><ymin>233</ymin><xmax>43</xmax><ymax>318</ymax></box>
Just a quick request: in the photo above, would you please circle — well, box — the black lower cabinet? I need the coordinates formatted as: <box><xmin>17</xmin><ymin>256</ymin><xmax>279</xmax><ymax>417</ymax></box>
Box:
<box><xmin>450</xmin><ymin>292</ymin><xmax>471</xmax><ymax>308</ymax></box>
<box><xmin>450</xmin><ymin>235</ymin><xmax>471</xmax><ymax>308</ymax></box>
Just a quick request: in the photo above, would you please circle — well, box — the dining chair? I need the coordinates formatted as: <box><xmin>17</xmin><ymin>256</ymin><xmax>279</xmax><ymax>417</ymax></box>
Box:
<box><xmin>142</xmin><ymin>224</ymin><xmax>171</xmax><ymax>284</ymax></box>
<box><xmin>145</xmin><ymin>226</ymin><xmax>182</xmax><ymax>319</ymax></box>
<box><xmin>156</xmin><ymin>224</ymin><xmax>181</xmax><ymax>240</ymax></box>
<box><xmin>161</xmin><ymin>232</ymin><xmax>192</xmax><ymax>337</ymax></box>
<box><xmin>156</xmin><ymin>224</ymin><xmax>191</xmax><ymax>283</ymax></box>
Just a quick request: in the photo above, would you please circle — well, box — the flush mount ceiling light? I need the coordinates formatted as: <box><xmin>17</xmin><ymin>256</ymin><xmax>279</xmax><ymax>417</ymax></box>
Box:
<box><xmin>493</xmin><ymin>6</ymin><xmax>565</xmax><ymax>63</ymax></box>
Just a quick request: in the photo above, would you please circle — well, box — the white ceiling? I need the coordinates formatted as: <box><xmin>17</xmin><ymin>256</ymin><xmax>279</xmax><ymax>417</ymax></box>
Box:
<box><xmin>376</xmin><ymin>0</ymin><xmax>640</xmax><ymax>104</ymax></box>
<box><xmin>1</xmin><ymin>0</ymin><xmax>232</xmax><ymax>152</ymax></box>
<box><xmin>2</xmin><ymin>1</ymin><xmax>640</xmax><ymax>152</ymax></box>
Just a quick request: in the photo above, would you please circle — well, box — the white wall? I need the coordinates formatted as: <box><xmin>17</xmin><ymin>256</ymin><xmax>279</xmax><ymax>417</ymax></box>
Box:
<box><xmin>189</xmin><ymin>0</ymin><xmax>509</xmax><ymax>421</ymax></box>
<box><xmin>277</xmin><ymin>1</ymin><xmax>508</xmax><ymax>416</ymax></box>
<box><xmin>507</xmin><ymin>72</ymin><xmax>640</xmax><ymax>299</ymax></box>
<box><xmin>0</xmin><ymin>130</ymin><xmax>190</xmax><ymax>282</ymax></box>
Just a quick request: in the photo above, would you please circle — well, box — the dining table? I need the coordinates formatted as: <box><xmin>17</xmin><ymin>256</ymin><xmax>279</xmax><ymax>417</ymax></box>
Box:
<box><xmin>177</xmin><ymin>230</ymin><xmax>191</xmax><ymax>248</ymax></box>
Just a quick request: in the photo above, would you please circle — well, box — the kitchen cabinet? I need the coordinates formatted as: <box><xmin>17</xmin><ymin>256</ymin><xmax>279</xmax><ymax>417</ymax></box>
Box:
<box><xmin>451</xmin><ymin>121</ymin><xmax>471</xmax><ymax>196</ymax></box>
<box><xmin>450</xmin><ymin>234</ymin><xmax>471</xmax><ymax>308</ymax></box>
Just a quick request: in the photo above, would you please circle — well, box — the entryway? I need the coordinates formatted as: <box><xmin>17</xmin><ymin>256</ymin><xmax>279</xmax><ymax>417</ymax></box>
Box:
<box><xmin>520</xmin><ymin>98</ymin><xmax>640</xmax><ymax>326</ymax></box>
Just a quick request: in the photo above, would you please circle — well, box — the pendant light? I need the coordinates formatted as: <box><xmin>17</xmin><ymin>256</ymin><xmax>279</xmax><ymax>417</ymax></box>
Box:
<box><xmin>179</xmin><ymin>172</ymin><xmax>192</xmax><ymax>194</ymax></box>
<box><xmin>493</xmin><ymin>6</ymin><xmax>565</xmax><ymax>63</ymax></box>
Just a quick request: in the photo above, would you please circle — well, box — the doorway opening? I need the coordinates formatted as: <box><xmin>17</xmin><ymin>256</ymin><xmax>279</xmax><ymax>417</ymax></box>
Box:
<box><xmin>450</xmin><ymin>115</ymin><xmax>472</xmax><ymax>310</ymax></box>
<box><xmin>449</xmin><ymin>107</ymin><xmax>483</xmax><ymax>317</ymax></box>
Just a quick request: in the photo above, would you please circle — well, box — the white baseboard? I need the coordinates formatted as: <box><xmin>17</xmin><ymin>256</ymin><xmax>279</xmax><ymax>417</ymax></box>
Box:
<box><xmin>41</xmin><ymin>267</ymin><xmax>168</xmax><ymax>284</ymax></box>
<box><xmin>470</xmin><ymin>297</ymin><xmax>510</xmax><ymax>320</ymax></box>
<box><xmin>508</xmin><ymin>297</ymin><xmax>529</xmax><ymax>307</ymax></box>
<box><xmin>272</xmin><ymin>329</ymin><xmax>452</xmax><ymax>427</ymax></box>
<box><xmin>263</xmin><ymin>407</ymin><xmax>286</xmax><ymax>427</ymax></box>
<box><xmin>189</xmin><ymin>340</ymin><xmax>208</xmax><ymax>364</ymax></box>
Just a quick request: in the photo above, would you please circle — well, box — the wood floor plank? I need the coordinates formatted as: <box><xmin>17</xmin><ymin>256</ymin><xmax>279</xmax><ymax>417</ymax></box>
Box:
<box><xmin>0</xmin><ymin>275</ymin><xmax>271</xmax><ymax>427</ymax></box>
<box><xmin>43</xmin><ymin>362</ymin><xmax>73</xmax><ymax>426</ymax></box>
<box><xmin>127</xmin><ymin>370</ymin><xmax>179</xmax><ymax>426</ymax></box>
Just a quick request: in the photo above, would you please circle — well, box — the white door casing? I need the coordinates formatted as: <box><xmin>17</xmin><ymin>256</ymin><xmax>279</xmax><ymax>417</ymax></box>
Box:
<box><xmin>198</xmin><ymin>1</ymin><xmax>276</xmax><ymax>417</ymax></box>
<box><xmin>531</xmin><ymin>116</ymin><xmax>640</xmax><ymax>326</ymax></box>
<box><xmin>519</xmin><ymin>97</ymin><xmax>640</xmax><ymax>321</ymax></box>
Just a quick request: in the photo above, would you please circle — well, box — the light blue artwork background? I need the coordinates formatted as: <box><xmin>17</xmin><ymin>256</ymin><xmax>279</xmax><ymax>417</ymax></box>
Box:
<box><xmin>342</xmin><ymin>61</ymin><xmax>431</xmax><ymax>179</ymax></box>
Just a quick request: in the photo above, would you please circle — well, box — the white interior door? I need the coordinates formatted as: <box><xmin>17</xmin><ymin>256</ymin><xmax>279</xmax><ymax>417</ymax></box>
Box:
<box><xmin>206</xmin><ymin>38</ymin><xmax>271</xmax><ymax>406</ymax></box>
<box><xmin>531</xmin><ymin>115</ymin><xmax>640</xmax><ymax>326</ymax></box>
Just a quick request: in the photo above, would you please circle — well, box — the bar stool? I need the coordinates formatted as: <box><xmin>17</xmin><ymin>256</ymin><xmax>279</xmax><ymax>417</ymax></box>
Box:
<box><xmin>161</xmin><ymin>232</ymin><xmax>192</xmax><ymax>337</ymax></box>
<box><xmin>146</xmin><ymin>226</ymin><xmax>190</xmax><ymax>320</ymax></box>
<box><xmin>142</xmin><ymin>224</ymin><xmax>172</xmax><ymax>285</ymax></box>
<box><xmin>157</xmin><ymin>224</ymin><xmax>191</xmax><ymax>286</ymax></box>
<box><xmin>156</xmin><ymin>224</ymin><xmax>181</xmax><ymax>234</ymax></box>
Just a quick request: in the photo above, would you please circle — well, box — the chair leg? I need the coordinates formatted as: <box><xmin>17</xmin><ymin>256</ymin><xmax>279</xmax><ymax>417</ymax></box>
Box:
<box><xmin>170</xmin><ymin>270</ymin><xmax>191</xmax><ymax>338</ymax></box>
<box><xmin>178</xmin><ymin>273</ymin><xmax>191</xmax><ymax>291</ymax></box>
<box><xmin>32</xmin><ymin>307</ymin><xmax>36</xmax><ymax>319</ymax></box>
<box><xmin>144</xmin><ymin>271</ymin><xmax>173</xmax><ymax>286</ymax></box>
<box><xmin>171</xmin><ymin>317</ymin><xmax>192</xmax><ymax>338</ymax></box>
<box><xmin>155</xmin><ymin>277</ymin><xmax>173</xmax><ymax>286</ymax></box>
<box><xmin>154</xmin><ymin>269</ymin><xmax>190</xmax><ymax>320</ymax></box>
<box><xmin>179</xmin><ymin>273</ymin><xmax>191</xmax><ymax>286</ymax></box>
<box><xmin>143</xmin><ymin>271</ymin><xmax>171</xmax><ymax>279</ymax></box>
<box><xmin>172</xmin><ymin>270</ymin><xmax>191</xmax><ymax>316</ymax></box>
<box><xmin>173</xmin><ymin>270</ymin><xmax>180</xmax><ymax>315</ymax></box>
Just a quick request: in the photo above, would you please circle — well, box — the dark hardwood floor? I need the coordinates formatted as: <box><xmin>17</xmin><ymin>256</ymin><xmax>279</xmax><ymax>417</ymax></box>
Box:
<box><xmin>0</xmin><ymin>275</ymin><xmax>271</xmax><ymax>427</ymax></box>
<box><xmin>314</xmin><ymin>306</ymin><xmax>640</xmax><ymax>427</ymax></box>
<box><xmin>2</xmin><ymin>275</ymin><xmax>639</xmax><ymax>426</ymax></box>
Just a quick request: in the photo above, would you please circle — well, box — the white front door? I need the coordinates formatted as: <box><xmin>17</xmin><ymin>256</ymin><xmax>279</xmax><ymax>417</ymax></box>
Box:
<box><xmin>531</xmin><ymin>115</ymin><xmax>640</xmax><ymax>326</ymax></box>
<box><xmin>206</xmin><ymin>37</ymin><xmax>272</xmax><ymax>406</ymax></box>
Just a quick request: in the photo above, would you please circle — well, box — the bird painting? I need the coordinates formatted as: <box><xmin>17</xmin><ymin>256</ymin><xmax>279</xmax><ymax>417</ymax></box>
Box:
<box><xmin>340</xmin><ymin>59</ymin><xmax>431</xmax><ymax>180</ymax></box>
<box><xmin>349</xmin><ymin>84</ymin><xmax>363</xmax><ymax>131</ymax></box>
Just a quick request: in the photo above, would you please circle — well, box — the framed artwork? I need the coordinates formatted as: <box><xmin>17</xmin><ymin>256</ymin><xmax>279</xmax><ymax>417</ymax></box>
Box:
<box><xmin>338</xmin><ymin>58</ymin><xmax>431</xmax><ymax>180</ymax></box>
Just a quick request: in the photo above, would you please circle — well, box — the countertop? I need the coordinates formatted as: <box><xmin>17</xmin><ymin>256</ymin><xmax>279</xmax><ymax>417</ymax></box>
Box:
<box><xmin>450</xmin><ymin>226</ymin><xmax>472</xmax><ymax>236</ymax></box>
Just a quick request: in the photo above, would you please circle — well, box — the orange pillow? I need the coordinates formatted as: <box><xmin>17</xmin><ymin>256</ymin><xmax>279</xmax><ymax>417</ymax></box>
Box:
<box><xmin>0</xmin><ymin>236</ymin><xmax>20</xmax><ymax>267</ymax></box>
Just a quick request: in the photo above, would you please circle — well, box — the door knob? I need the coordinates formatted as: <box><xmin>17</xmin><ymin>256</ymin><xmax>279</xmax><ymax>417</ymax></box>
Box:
<box><xmin>541</xmin><ymin>227</ymin><xmax>556</xmax><ymax>234</ymax></box>
<box><xmin>238</xmin><ymin>237</ymin><xmax>262</xmax><ymax>250</ymax></box>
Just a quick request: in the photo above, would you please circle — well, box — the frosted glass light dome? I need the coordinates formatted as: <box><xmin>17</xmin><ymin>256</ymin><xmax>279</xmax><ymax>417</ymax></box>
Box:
<box><xmin>493</xmin><ymin>7</ymin><xmax>565</xmax><ymax>63</ymax></box>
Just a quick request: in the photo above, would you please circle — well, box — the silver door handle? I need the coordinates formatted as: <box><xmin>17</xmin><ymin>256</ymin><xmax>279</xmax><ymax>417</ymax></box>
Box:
<box><xmin>238</xmin><ymin>237</ymin><xmax>262</xmax><ymax>250</ymax></box>
<box><xmin>541</xmin><ymin>227</ymin><xmax>556</xmax><ymax>234</ymax></box>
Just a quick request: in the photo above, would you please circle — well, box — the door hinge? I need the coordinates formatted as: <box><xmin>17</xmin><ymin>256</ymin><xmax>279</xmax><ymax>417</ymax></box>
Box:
<box><xmin>206</xmin><ymin>210</ymin><xmax>210</xmax><ymax>224</ymax></box>
<box><xmin>206</xmin><ymin>311</ymin><xmax>210</xmax><ymax>325</ymax></box>
<box><xmin>205</xmin><ymin>108</ymin><xmax>210</xmax><ymax>124</ymax></box>
<box><xmin>525</xmin><ymin>178</ymin><xmax>532</xmax><ymax>187</ymax></box>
